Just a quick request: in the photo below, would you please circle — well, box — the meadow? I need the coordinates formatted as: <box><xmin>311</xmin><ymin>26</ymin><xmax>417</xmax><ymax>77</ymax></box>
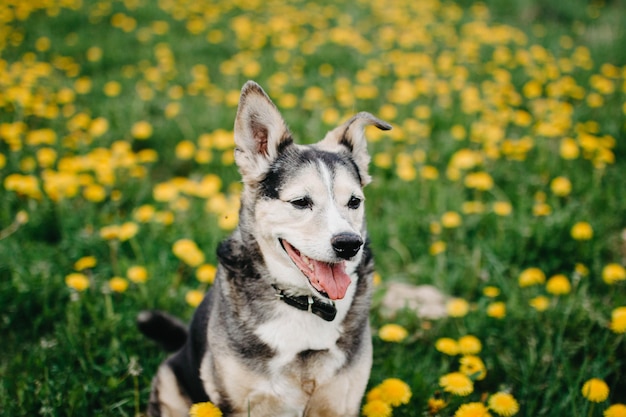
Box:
<box><xmin>1</xmin><ymin>0</ymin><xmax>625</xmax><ymax>416</ymax></box>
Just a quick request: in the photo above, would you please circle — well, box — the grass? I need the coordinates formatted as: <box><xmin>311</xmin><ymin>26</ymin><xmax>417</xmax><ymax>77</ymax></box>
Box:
<box><xmin>1</xmin><ymin>0</ymin><xmax>625</xmax><ymax>416</ymax></box>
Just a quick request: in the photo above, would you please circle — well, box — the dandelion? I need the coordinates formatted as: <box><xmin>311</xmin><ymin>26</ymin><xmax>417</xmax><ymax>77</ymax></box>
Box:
<box><xmin>428</xmin><ymin>396</ymin><xmax>448</xmax><ymax>414</ymax></box>
<box><xmin>464</xmin><ymin>171</ymin><xmax>494</xmax><ymax>190</ymax></box>
<box><xmin>439</xmin><ymin>372</ymin><xmax>474</xmax><ymax>396</ymax></box>
<box><xmin>435</xmin><ymin>337</ymin><xmax>459</xmax><ymax>356</ymax></box>
<box><xmin>492</xmin><ymin>201</ymin><xmax>512</xmax><ymax>216</ymax></box>
<box><xmin>486</xmin><ymin>301</ymin><xmax>506</xmax><ymax>319</ymax></box>
<box><xmin>127</xmin><ymin>266</ymin><xmax>148</xmax><ymax>283</ymax></box>
<box><xmin>518</xmin><ymin>267</ymin><xmax>546</xmax><ymax>287</ymax></box>
<box><xmin>546</xmin><ymin>274</ymin><xmax>571</xmax><ymax>295</ymax></box>
<box><xmin>605</xmin><ymin>404</ymin><xmax>626</xmax><ymax>417</ymax></box>
<box><xmin>378</xmin><ymin>324</ymin><xmax>409</xmax><ymax>342</ymax></box>
<box><xmin>185</xmin><ymin>290</ymin><xmax>205</xmax><ymax>307</ymax></box>
<box><xmin>196</xmin><ymin>264</ymin><xmax>217</xmax><ymax>284</ymax></box>
<box><xmin>65</xmin><ymin>273</ymin><xmax>90</xmax><ymax>292</ymax></box>
<box><xmin>189</xmin><ymin>401</ymin><xmax>222</xmax><ymax>417</ymax></box>
<box><xmin>173</xmin><ymin>239</ymin><xmax>205</xmax><ymax>267</ymax></box>
<box><xmin>441</xmin><ymin>211</ymin><xmax>462</xmax><ymax>228</ymax></box>
<box><xmin>118</xmin><ymin>222</ymin><xmax>139</xmax><ymax>241</ymax></box>
<box><xmin>446</xmin><ymin>297</ymin><xmax>471</xmax><ymax>318</ymax></box>
<box><xmin>483</xmin><ymin>286</ymin><xmax>500</xmax><ymax>297</ymax></box>
<box><xmin>175</xmin><ymin>140</ymin><xmax>196</xmax><ymax>160</ymax></box>
<box><xmin>362</xmin><ymin>400</ymin><xmax>392</xmax><ymax>417</ymax></box>
<box><xmin>109</xmin><ymin>277</ymin><xmax>129</xmax><ymax>293</ymax></box>
<box><xmin>429</xmin><ymin>240</ymin><xmax>447</xmax><ymax>255</ymax></box>
<box><xmin>458</xmin><ymin>335</ymin><xmax>482</xmax><ymax>355</ymax></box>
<box><xmin>131</xmin><ymin>121</ymin><xmax>153</xmax><ymax>140</ymax></box>
<box><xmin>455</xmin><ymin>402</ymin><xmax>491</xmax><ymax>417</ymax></box>
<box><xmin>74</xmin><ymin>256</ymin><xmax>97</xmax><ymax>271</ymax></box>
<box><xmin>602</xmin><ymin>263</ymin><xmax>626</xmax><ymax>285</ymax></box>
<box><xmin>378</xmin><ymin>378</ymin><xmax>412</xmax><ymax>406</ymax></box>
<box><xmin>550</xmin><ymin>176</ymin><xmax>572</xmax><ymax>197</ymax></box>
<box><xmin>488</xmin><ymin>392</ymin><xmax>520</xmax><ymax>416</ymax></box>
<box><xmin>571</xmin><ymin>222</ymin><xmax>593</xmax><ymax>240</ymax></box>
<box><xmin>609</xmin><ymin>307</ymin><xmax>626</xmax><ymax>334</ymax></box>
<box><xmin>529</xmin><ymin>296</ymin><xmax>550</xmax><ymax>312</ymax></box>
<box><xmin>581</xmin><ymin>378</ymin><xmax>609</xmax><ymax>402</ymax></box>
<box><xmin>460</xmin><ymin>355</ymin><xmax>486</xmax><ymax>380</ymax></box>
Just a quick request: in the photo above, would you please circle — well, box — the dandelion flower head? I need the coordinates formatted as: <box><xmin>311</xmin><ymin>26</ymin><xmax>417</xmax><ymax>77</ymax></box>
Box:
<box><xmin>604</xmin><ymin>404</ymin><xmax>626</xmax><ymax>417</ymax></box>
<box><xmin>435</xmin><ymin>337</ymin><xmax>459</xmax><ymax>356</ymax></box>
<box><xmin>610</xmin><ymin>307</ymin><xmax>626</xmax><ymax>334</ymax></box>
<box><xmin>454</xmin><ymin>401</ymin><xmax>492</xmax><ymax>417</ymax></box>
<box><xmin>581</xmin><ymin>378</ymin><xmax>610</xmax><ymax>402</ymax></box>
<box><xmin>378</xmin><ymin>324</ymin><xmax>408</xmax><ymax>343</ymax></box>
<box><xmin>488</xmin><ymin>392</ymin><xmax>520</xmax><ymax>416</ymax></box>
<box><xmin>458</xmin><ymin>335</ymin><xmax>482</xmax><ymax>355</ymax></box>
<box><xmin>189</xmin><ymin>401</ymin><xmax>222</xmax><ymax>417</ymax></box>
<box><xmin>361</xmin><ymin>399</ymin><xmax>392</xmax><ymax>417</ymax></box>
<box><xmin>378</xmin><ymin>378</ymin><xmax>412</xmax><ymax>406</ymax></box>
<box><xmin>447</xmin><ymin>298</ymin><xmax>470</xmax><ymax>317</ymax></box>
<box><xmin>439</xmin><ymin>372</ymin><xmax>474</xmax><ymax>396</ymax></box>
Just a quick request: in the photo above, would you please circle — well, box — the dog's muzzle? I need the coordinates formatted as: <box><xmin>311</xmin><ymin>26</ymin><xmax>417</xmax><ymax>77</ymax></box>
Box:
<box><xmin>331</xmin><ymin>233</ymin><xmax>363</xmax><ymax>260</ymax></box>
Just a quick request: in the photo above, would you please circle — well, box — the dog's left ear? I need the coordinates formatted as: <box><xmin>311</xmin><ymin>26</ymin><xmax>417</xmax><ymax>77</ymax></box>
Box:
<box><xmin>234</xmin><ymin>81</ymin><xmax>293</xmax><ymax>183</ymax></box>
<box><xmin>319</xmin><ymin>112</ymin><xmax>392</xmax><ymax>186</ymax></box>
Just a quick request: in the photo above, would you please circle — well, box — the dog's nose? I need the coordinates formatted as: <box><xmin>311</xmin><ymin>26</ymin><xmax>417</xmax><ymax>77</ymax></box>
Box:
<box><xmin>331</xmin><ymin>233</ymin><xmax>363</xmax><ymax>260</ymax></box>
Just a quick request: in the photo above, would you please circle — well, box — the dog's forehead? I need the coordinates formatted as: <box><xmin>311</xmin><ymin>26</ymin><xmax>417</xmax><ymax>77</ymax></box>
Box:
<box><xmin>259</xmin><ymin>145</ymin><xmax>362</xmax><ymax>199</ymax></box>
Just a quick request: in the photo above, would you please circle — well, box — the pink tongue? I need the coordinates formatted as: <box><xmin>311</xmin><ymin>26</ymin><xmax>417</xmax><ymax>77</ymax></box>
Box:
<box><xmin>312</xmin><ymin>260</ymin><xmax>351</xmax><ymax>300</ymax></box>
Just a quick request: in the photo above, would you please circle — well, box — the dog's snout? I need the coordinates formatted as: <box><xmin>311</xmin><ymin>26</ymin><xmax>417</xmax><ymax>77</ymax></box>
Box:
<box><xmin>331</xmin><ymin>233</ymin><xmax>363</xmax><ymax>260</ymax></box>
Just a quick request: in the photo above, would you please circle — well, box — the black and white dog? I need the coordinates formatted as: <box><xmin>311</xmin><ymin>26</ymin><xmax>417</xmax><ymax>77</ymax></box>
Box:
<box><xmin>138</xmin><ymin>81</ymin><xmax>391</xmax><ymax>416</ymax></box>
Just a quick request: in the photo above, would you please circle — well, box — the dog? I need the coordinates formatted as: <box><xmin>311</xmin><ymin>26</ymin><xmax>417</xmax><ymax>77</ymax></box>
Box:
<box><xmin>138</xmin><ymin>81</ymin><xmax>391</xmax><ymax>417</ymax></box>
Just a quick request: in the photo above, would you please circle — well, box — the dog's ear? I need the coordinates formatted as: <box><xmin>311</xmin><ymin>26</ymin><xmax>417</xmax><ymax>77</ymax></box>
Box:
<box><xmin>319</xmin><ymin>112</ymin><xmax>392</xmax><ymax>186</ymax></box>
<box><xmin>234</xmin><ymin>81</ymin><xmax>293</xmax><ymax>183</ymax></box>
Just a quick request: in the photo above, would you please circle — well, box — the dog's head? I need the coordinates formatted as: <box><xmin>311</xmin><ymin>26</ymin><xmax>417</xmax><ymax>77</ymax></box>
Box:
<box><xmin>233</xmin><ymin>81</ymin><xmax>391</xmax><ymax>301</ymax></box>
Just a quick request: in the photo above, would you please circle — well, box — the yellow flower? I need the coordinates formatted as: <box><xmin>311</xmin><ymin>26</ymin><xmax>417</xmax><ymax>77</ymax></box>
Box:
<box><xmin>550</xmin><ymin>176</ymin><xmax>572</xmax><ymax>197</ymax></box>
<box><xmin>604</xmin><ymin>404</ymin><xmax>626</xmax><ymax>417</ymax></box>
<box><xmin>447</xmin><ymin>298</ymin><xmax>470</xmax><ymax>318</ymax></box>
<box><xmin>609</xmin><ymin>307</ymin><xmax>626</xmax><ymax>334</ymax></box>
<box><xmin>103</xmin><ymin>81</ymin><xmax>122</xmax><ymax>97</ymax></box>
<box><xmin>378</xmin><ymin>378</ymin><xmax>412</xmax><ymax>406</ymax></box>
<box><xmin>439</xmin><ymin>372</ymin><xmax>474</xmax><ymax>396</ymax></box>
<box><xmin>464</xmin><ymin>171</ymin><xmax>494</xmax><ymax>191</ymax></box>
<box><xmin>361</xmin><ymin>400</ymin><xmax>392</xmax><ymax>417</ymax></box>
<box><xmin>65</xmin><ymin>273</ymin><xmax>90</xmax><ymax>292</ymax></box>
<box><xmin>492</xmin><ymin>201</ymin><xmax>512</xmax><ymax>216</ymax></box>
<box><xmin>441</xmin><ymin>211</ymin><xmax>462</xmax><ymax>228</ymax></box>
<box><xmin>581</xmin><ymin>378</ymin><xmax>609</xmax><ymax>402</ymax></box>
<box><xmin>185</xmin><ymin>290</ymin><xmax>205</xmax><ymax>307</ymax></box>
<box><xmin>560</xmin><ymin>137</ymin><xmax>580</xmax><ymax>159</ymax></box>
<box><xmin>602</xmin><ymin>263</ymin><xmax>626</xmax><ymax>285</ymax></box>
<box><xmin>458</xmin><ymin>335</ymin><xmax>482</xmax><ymax>355</ymax></box>
<box><xmin>518</xmin><ymin>267</ymin><xmax>546</xmax><ymax>287</ymax></box>
<box><xmin>486</xmin><ymin>301</ymin><xmax>506</xmax><ymax>319</ymax></box>
<box><xmin>127</xmin><ymin>266</ymin><xmax>148</xmax><ymax>283</ymax></box>
<box><xmin>175</xmin><ymin>140</ymin><xmax>196</xmax><ymax>160</ymax></box>
<box><xmin>428</xmin><ymin>397</ymin><xmax>448</xmax><ymax>414</ymax></box>
<box><xmin>571</xmin><ymin>222</ymin><xmax>593</xmax><ymax>240</ymax></box>
<box><xmin>546</xmin><ymin>274</ymin><xmax>571</xmax><ymax>295</ymax></box>
<box><xmin>118</xmin><ymin>222</ymin><xmax>139</xmax><ymax>241</ymax></box>
<box><xmin>131</xmin><ymin>121</ymin><xmax>153</xmax><ymax>140</ymax></box>
<box><xmin>455</xmin><ymin>402</ymin><xmax>491</xmax><ymax>417</ymax></box>
<box><xmin>483</xmin><ymin>286</ymin><xmax>500</xmax><ymax>298</ymax></box>
<box><xmin>460</xmin><ymin>355</ymin><xmax>486</xmax><ymax>380</ymax></box>
<box><xmin>99</xmin><ymin>225</ymin><xmax>120</xmax><ymax>240</ymax></box>
<box><xmin>74</xmin><ymin>256</ymin><xmax>97</xmax><ymax>271</ymax></box>
<box><xmin>196</xmin><ymin>264</ymin><xmax>217</xmax><ymax>284</ymax></box>
<box><xmin>83</xmin><ymin>184</ymin><xmax>107</xmax><ymax>202</ymax></box>
<box><xmin>529</xmin><ymin>296</ymin><xmax>550</xmax><ymax>312</ymax></box>
<box><xmin>173</xmin><ymin>239</ymin><xmax>205</xmax><ymax>267</ymax></box>
<box><xmin>134</xmin><ymin>204</ymin><xmax>156</xmax><ymax>222</ymax></box>
<box><xmin>189</xmin><ymin>401</ymin><xmax>222</xmax><ymax>417</ymax></box>
<box><xmin>109</xmin><ymin>277</ymin><xmax>129</xmax><ymax>293</ymax></box>
<box><xmin>435</xmin><ymin>337</ymin><xmax>459</xmax><ymax>356</ymax></box>
<box><xmin>429</xmin><ymin>240</ymin><xmax>447</xmax><ymax>256</ymax></box>
<box><xmin>488</xmin><ymin>392</ymin><xmax>520</xmax><ymax>416</ymax></box>
<box><xmin>378</xmin><ymin>324</ymin><xmax>408</xmax><ymax>343</ymax></box>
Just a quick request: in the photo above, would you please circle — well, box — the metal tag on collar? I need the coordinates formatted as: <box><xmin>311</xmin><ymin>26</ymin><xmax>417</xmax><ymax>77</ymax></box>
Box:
<box><xmin>307</xmin><ymin>295</ymin><xmax>314</xmax><ymax>313</ymax></box>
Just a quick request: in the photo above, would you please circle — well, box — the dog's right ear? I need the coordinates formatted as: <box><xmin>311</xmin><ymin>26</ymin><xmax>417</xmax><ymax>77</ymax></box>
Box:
<box><xmin>234</xmin><ymin>81</ymin><xmax>293</xmax><ymax>183</ymax></box>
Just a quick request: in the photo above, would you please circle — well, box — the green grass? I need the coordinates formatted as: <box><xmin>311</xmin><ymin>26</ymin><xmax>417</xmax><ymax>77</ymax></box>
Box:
<box><xmin>1</xmin><ymin>0</ymin><xmax>625</xmax><ymax>416</ymax></box>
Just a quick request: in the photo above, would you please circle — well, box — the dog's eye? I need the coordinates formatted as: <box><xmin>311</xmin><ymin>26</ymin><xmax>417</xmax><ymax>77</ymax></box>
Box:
<box><xmin>290</xmin><ymin>197</ymin><xmax>313</xmax><ymax>209</ymax></box>
<box><xmin>347</xmin><ymin>196</ymin><xmax>362</xmax><ymax>210</ymax></box>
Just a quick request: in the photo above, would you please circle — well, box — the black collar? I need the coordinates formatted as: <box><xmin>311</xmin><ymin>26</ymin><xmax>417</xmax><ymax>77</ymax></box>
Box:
<box><xmin>272</xmin><ymin>286</ymin><xmax>337</xmax><ymax>322</ymax></box>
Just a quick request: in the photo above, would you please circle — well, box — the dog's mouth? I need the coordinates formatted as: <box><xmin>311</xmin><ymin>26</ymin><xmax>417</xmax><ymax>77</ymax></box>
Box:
<box><xmin>280</xmin><ymin>239</ymin><xmax>351</xmax><ymax>301</ymax></box>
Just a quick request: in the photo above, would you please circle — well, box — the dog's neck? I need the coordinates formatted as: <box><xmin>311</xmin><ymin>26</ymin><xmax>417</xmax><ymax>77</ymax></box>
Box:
<box><xmin>272</xmin><ymin>285</ymin><xmax>337</xmax><ymax>322</ymax></box>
